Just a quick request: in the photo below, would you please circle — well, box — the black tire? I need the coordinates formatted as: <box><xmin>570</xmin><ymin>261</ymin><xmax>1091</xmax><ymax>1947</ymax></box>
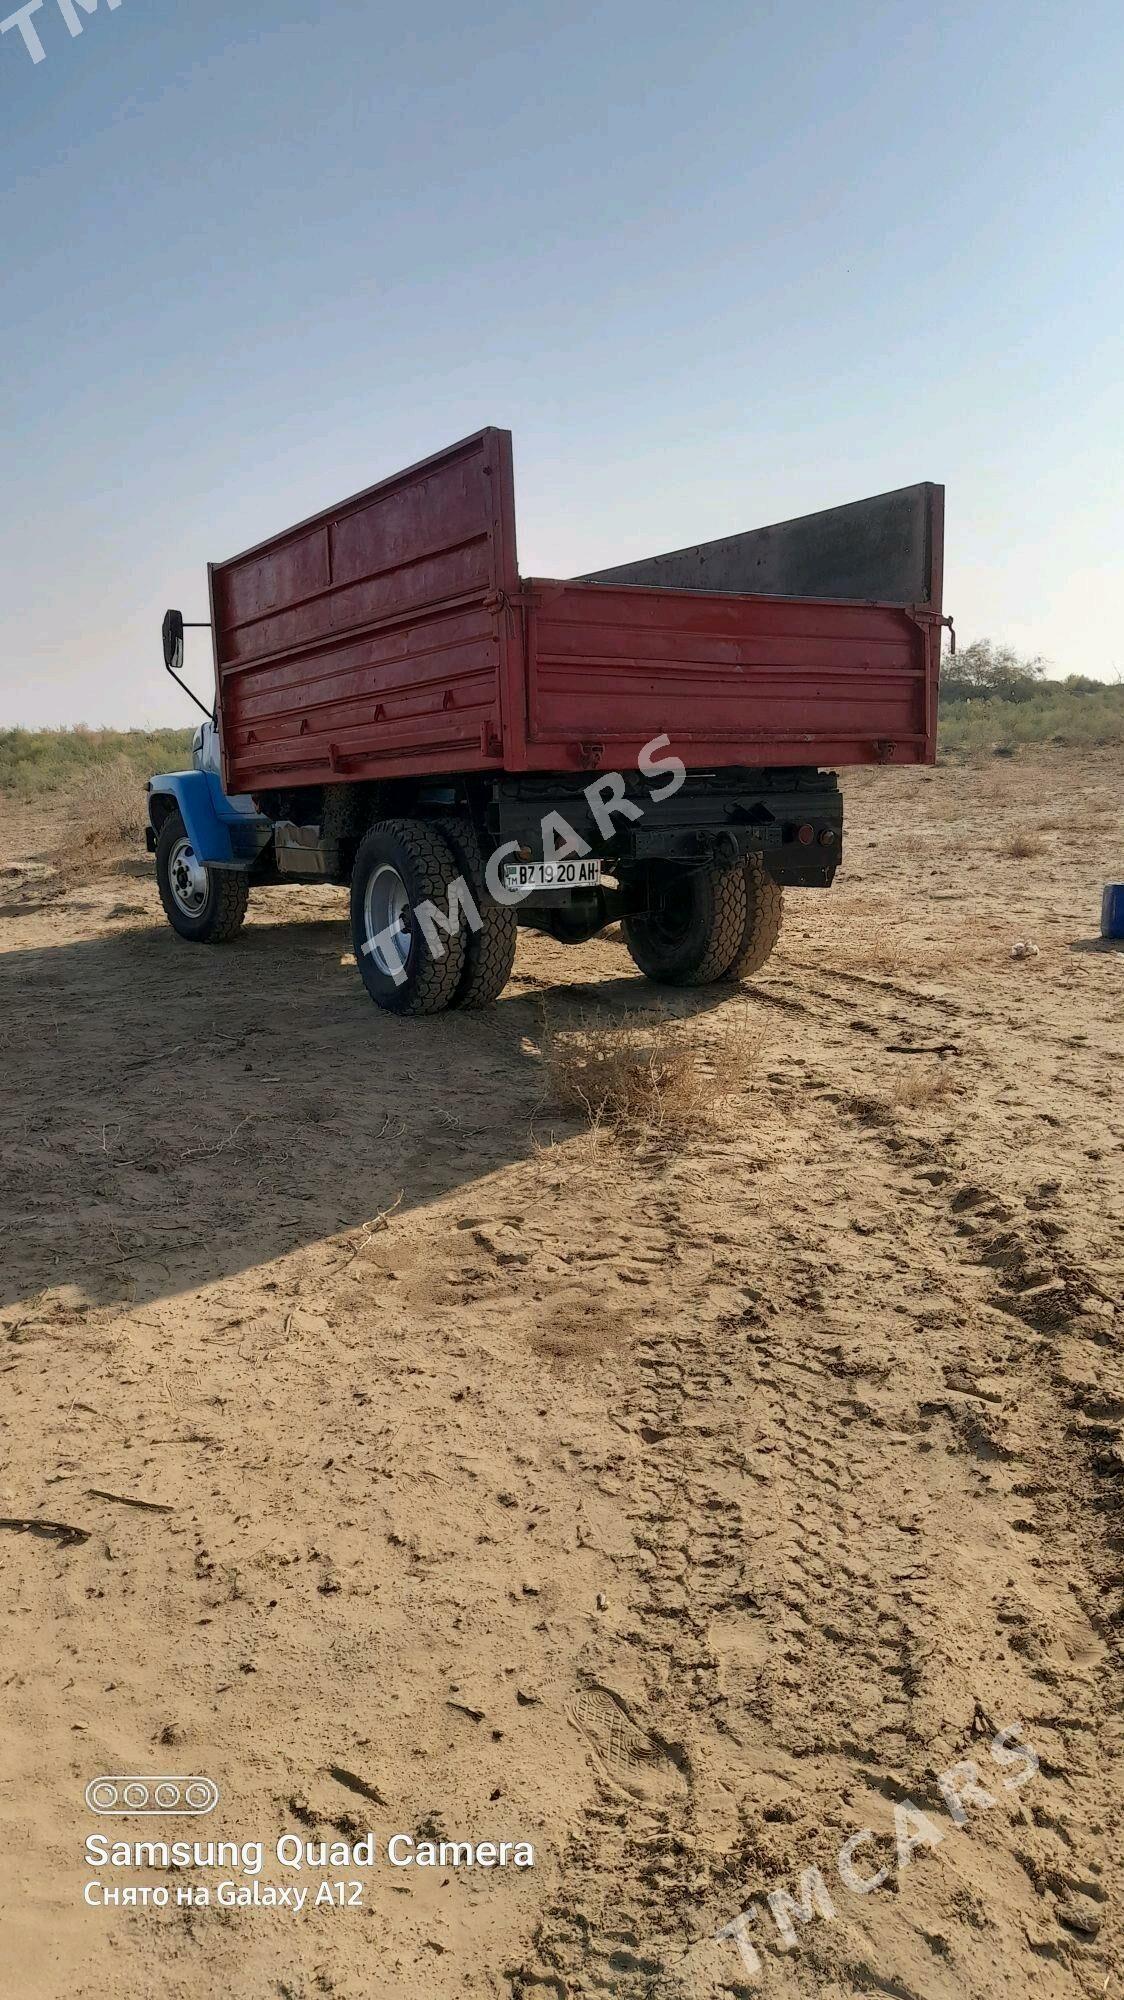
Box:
<box><xmin>155</xmin><ymin>810</ymin><xmax>249</xmax><ymax>943</ymax></box>
<box><xmin>350</xmin><ymin>819</ymin><xmax>468</xmax><ymax>1016</ymax></box>
<box><xmin>720</xmin><ymin>856</ymin><xmax>784</xmax><ymax>980</ymax></box>
<box><xmin>434</xmin><ymin>817</ymin><xmax>518</xmax><ymax>1008</ymax></box>
<box><xmin>622</xmin><ymin>859</ymin><xmax>747</xmax><ymax>986</ymax></box>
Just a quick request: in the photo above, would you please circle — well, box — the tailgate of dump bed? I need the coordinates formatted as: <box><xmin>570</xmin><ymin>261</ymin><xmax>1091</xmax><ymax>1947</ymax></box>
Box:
<box><xmin>519</xmin><ymin>578</ymin><xmax>940</xmax><ymax>770</ymax></box>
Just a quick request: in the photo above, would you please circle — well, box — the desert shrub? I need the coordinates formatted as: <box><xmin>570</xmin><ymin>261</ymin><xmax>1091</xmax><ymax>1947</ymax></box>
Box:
<box><xmin>0</xmin><ymin>726</ymin><xmax>192</xmax><ymax>797</ymax></box>
<box><xmin>1062</xmin><ymin>673</ymin><xmax>1106</xmax><ymax>695</ymax></box>
<box><xmin>939</xmin><ymin>640</ymin><xmax>1046</xmax><ymax>706</ymax></box>
<box><xmin>545</xmin><ymin>1014</ymin><xmax>699</xmax><ymax>1134</ymax></box>
<box><xmin>1003</xmin><ymin>831</ymin><xmax>1044</xmax><ymax>859</ymax></box>
<box><xmin>541</xmin><ymin>1006</ymin><xmax>762</xmax><ymax>1141</ymax></box>
<box><xmin>50</xmin><ymin>758</ymin><xmax>149</xmax><ymax>885</ymax></box>
<box><xmin>892</xmin><ymin>1064</ymin><xmax>958</xmax><ymax>1112</ymax></box>
<box><xmin>938</xmin><ymin>682</ymin><xmax>1124</xmax><ymax>753</ymax></box>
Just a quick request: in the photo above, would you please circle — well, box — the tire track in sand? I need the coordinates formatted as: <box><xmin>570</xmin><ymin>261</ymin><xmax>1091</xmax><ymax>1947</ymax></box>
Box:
<box><xmin>517</xmin><ymin>1074</ymin><xmax>1120</xmax><ymax>1997</ymax></box>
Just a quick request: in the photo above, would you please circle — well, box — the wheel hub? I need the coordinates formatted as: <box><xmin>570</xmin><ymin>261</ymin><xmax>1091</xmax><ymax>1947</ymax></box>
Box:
<box><xmin>646</xmin><ymin>870</ymin><xmax>694</xmax><ymax>947</ymax></box>
<box><xmin>168</xmin><ymin>836</ymin><xmax>208</xmax><ymax>917</ymax></box>
<box><xmin>363</xmin><ymin>862</ymin><xmax>412</xmax><ymax>978</ymax></box>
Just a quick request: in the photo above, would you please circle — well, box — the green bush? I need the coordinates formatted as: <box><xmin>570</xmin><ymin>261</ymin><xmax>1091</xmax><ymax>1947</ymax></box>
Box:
<box><xmin>938</xmin><ymin>683</ymin><xmax>1124</xmax><ymax>752</ymax></box>
<box><xmin>0</xmin><ymin>727</ymin><xmax>194</xmax><ymax>797</ymax></box>
<box><xmin>939</xmin><ymin>639</ymin><xmax>1047</xmax><ymax>705</ymax></box>
<box><xmin>936</xmin><ymin>638</ymin><xmax>1123</xmax><ymax>751</ymax></box>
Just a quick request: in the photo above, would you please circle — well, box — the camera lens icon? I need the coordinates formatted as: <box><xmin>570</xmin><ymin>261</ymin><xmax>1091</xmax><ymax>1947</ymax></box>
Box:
<box><xmin>85</xmin><ymin>1775</ymin><xmax>219</xmax><ymax>1816</ymax></box>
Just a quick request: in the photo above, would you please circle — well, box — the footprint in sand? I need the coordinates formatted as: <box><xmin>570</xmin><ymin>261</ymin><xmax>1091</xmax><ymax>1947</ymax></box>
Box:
<box><xmin>566</xmin><ymin>1685</ymin><xmax>686</xmax><ymax>1804</ymax></box>
<box><xmin>531</xmin><ymin>1294</ymin><xmax>632</xmax><ymax>1367</ymax></box>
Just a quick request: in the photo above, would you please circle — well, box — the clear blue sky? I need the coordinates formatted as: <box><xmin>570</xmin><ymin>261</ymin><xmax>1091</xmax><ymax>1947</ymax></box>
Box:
<box><xmin>2</xmin><ymin>0</ymin><xmax>1121</xmax><ymax>726</ymax></box>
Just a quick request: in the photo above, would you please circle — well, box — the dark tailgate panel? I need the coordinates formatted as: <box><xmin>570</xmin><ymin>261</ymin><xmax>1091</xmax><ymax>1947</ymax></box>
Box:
<box><xmin>578</xmin><ymin>482</ymin><xmax>944</xmax><ymax>609</ymax></box>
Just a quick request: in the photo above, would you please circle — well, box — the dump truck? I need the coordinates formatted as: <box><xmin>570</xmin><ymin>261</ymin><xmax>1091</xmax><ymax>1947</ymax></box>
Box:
<box><xmin>146</xmin><ymin>427</ymin><xmax>949</xmax><ymax>1013</ymax></box>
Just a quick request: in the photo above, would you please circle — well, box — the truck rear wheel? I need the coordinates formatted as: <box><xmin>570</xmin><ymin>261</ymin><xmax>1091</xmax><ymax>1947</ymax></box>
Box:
<box><xmin>350</xmin><ymin>820</ymin><xmax>468</xmax><ymax>1015</ymax></box>
<box><xmin>720</xmin><ymin>856</ymin><xmax>783</xmax><ymax>979</ymax></box>
<box><xmin>622</xmin><ymin>859</ymin><xmax>747</xmax><ymax>986</ymax></box>
<box><xmin>434</xmin><ymin>817</ymin><xmax>518</xmax><ymax>1008</ymax></box>
<box><xmin>155</xmin><ymin>810</ymin><xmax>249</xmax><ymax>943</ymax></box>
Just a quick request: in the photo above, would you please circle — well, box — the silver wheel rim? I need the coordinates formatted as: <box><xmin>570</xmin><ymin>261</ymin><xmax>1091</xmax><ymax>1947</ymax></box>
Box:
<box><xmin>363</xmin><ymin>862</ymin><xmax>412</xmax><ymax>979</ymax></box>
<box><xmin>168</xmin><ymin>835</ymin><xmax>209</xmax><ymax>917</ymax></box>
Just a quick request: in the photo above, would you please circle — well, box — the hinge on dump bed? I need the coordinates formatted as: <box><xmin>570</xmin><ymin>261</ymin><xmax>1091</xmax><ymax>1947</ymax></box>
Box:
<box><xmin>907</xmin><ymin>606</ymin><xmax>956</xmax><ymax>654</ymax></box>
<box><xmin>482</xmin><ymin>588</ymin><xmax>533</xmax><ymax>615</ymax></box>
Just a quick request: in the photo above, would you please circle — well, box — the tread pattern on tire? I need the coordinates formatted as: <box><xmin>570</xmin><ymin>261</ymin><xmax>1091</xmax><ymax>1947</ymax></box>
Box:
<box><xmin>623</xmin><ymin>861</ymin><xmax>747</xmax><ymax>987</ymax></box>
<box><xmin>721</xmin><ymin>855</ymin><xmax>783</xmax><ymax>980</ymax></box>
<box><xmin>352</xmin><ymin>819</ymin><xmax>468</xmax><ymax>1016</ymax></box>
<box><xmin>434</xmin><ymin>816</ymin><xmax>518</xmax><ymax>1009</ymax></box>
<box><xmin>683</xmin><ymin>862</ymin><xmax>747</xmax><ymax>984</ymax></box>
<box><xmin>155</xmin><ymin>811</ymin><xmax>249</xmax><ymax>944</ymax></box>
<box><xmin>205</xmin><ymin>872</ymin><xmax>251</xmax><ymax>942</ymax></box>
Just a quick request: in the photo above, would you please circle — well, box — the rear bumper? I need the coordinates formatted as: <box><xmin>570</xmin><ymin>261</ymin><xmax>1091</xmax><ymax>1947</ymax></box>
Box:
<box><xmin>491</xmin><ymin>768</ymin><xmax>842</xmax><ymax>888</ymax></box>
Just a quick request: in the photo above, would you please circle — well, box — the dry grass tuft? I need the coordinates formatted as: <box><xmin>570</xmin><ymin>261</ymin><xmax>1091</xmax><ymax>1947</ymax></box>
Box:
<box><xmin>545</xmin><ymin>1014</ymin><xmax>698</xmax><ymax>1136</ymax></box>
<box><xmin>1003</xmin><ymin>830</ymin><xmax>1044</xmax><ymax>860</ymax></box>
<box><xmin>540</xmin><ymin>1004</ymin><xmax>763</xmax><ymax>1143</ymax></box>
<box><xmin>891</xmin><ymin>1063</ymin><xmax>959</xmax><ymax>1111</ymax></box>
<box><xmin>50</xmin><ymin>759</ymin><xmax>147</xmax><ymax>887</ymax></box>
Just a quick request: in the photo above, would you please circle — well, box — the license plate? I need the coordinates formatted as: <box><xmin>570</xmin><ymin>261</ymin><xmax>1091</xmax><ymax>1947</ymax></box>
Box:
<box><xmin>501</xmin><ymin>858</ymin><xmax>603</xmax><ymax>891</ymax></box>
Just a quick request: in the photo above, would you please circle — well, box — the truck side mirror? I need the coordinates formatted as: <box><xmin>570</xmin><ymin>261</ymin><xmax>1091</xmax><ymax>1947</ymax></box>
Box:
<box><xmin>162</xmin><ymin>608</ymin><xmax>185</xmax><ymax>673</ymax></box>
<box><xmin>161</xmin><ymin>607</ymin><xmax>213</xmax><ymax>717</ymax></box>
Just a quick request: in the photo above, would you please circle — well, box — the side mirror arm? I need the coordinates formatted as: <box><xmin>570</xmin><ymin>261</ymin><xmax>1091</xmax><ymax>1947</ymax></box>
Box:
<box><xmin>162</xmin><ymin>608</ymin><xmax>215</xmax><ymax>718</ymax></box>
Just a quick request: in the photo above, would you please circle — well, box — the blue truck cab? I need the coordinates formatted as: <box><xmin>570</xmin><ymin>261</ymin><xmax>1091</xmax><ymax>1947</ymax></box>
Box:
<box><xmin>146</xmin><ymin>720</ymin><xmax>271</xmax><ymax>941</ymax></box>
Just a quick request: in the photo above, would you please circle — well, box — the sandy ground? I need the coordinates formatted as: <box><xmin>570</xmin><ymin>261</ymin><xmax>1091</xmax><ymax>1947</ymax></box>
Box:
<box><xmin>0</xmin><ymin>747</ymin><xmax>1121</xmax><ymax>2000</ymax></box>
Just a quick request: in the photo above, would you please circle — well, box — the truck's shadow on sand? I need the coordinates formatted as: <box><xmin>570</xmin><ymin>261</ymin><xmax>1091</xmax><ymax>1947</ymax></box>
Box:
<box><xmin>0</xmin><ymin>915</ymin><xmax>729</xmax><ymax>1312</ymax></box>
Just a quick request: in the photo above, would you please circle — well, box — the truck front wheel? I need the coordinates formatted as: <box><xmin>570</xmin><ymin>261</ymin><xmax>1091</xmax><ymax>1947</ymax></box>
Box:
<box><xmin>155</xmin><ymin>810</ymin><xmax>249</xmax><ymax>943</ymax></box>
<box><xmin>622</xmin><ymin>859</ymin><xmax>747</xmax><ymax>986</ymax></box>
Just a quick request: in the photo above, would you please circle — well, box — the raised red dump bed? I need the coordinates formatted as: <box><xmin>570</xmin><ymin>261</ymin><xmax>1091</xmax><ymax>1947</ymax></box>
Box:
<box><xmin>210</xmin><ymin>428</ymin><xmax>945</xmax><ymax>798</ymax></box>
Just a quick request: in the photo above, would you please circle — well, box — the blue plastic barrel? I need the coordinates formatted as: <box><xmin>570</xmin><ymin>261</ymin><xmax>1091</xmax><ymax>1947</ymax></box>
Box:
<box><xmin>1102</xmin><ymin>884</ymin><xmax>1124</xmax><ymax>939</ymax></box>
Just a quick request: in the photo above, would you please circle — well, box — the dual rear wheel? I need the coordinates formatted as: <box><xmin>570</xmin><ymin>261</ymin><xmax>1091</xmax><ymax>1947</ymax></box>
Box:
<box><xmin>351</xmin><ymin>832</ymin><xmax>782</xmax><ymax>1013</ymax></box>
<box><xmin>621</xmin><ymin>855</ymin><xmax>782</xmax><ymax>986</ymax></box>
<box><xmin>350</xmin><ymin>819</ymin><xmax>517</xmax><ymax>1016</ymax></box>
<box><xmin>156</xmin><ymin>807</ymin><xmax>781</xmax><ymax>1012</ymax></box>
